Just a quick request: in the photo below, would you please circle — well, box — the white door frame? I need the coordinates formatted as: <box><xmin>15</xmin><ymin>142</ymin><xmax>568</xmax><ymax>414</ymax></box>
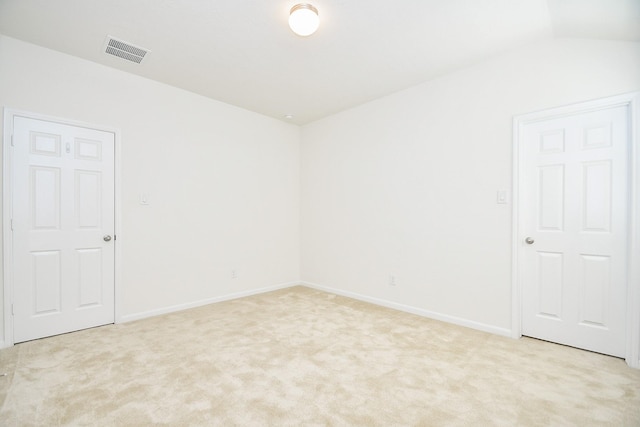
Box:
<box><xmin>512</xmin><ymin>92</ymin><xmax>640</xmax><ymax>368</ymax></box>
<box><xmin>2</xmin><ymin>108</ymin><xmax>122</xmax><ymax>348</ymax></box>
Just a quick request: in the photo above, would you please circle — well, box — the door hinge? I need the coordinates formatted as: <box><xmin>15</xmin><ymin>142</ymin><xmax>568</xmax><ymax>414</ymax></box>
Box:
<box><xmin>11</xmin><ymin>304</ymin><xmax>14</xmax><ymax>315</ymax></box>
<box><xmin>10</xmin><ymin>219</ymin><xmax>13</xmax><ymax>231</ymax></box>
<box><xmin>10</xmin><ymin>134</ymin><xmax>14</xmax><ymax>146</ymax></box>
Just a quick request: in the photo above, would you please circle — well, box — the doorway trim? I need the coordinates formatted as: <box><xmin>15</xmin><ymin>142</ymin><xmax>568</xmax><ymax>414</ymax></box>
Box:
<box><xmin>511</xmin><ymin>92</ymin><xmax>640</xmax><ymax>368</ymax></box>
<box><xmin>2</xmin><ymin>108</ymin><xmax>122</xmax><ymax>348</ymax></box>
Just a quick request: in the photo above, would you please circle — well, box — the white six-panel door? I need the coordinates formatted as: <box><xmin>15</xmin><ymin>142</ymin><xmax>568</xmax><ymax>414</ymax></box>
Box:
<box><xmin>11</xmin><ymin>116</ymin><xmax>115</xmax><ymax>343</ymax></box>
<box><xmin>519</xmin><ymin>105</ymin><xmax>628</xmax><ymax>357</ymax></box>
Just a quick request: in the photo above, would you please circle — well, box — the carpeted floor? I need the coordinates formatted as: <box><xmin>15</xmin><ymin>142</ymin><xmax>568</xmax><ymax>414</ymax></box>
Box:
<box><xmin>0</xmin><ymin>286</ymin><xmax>638</xmax><ymax>426</ymax></box>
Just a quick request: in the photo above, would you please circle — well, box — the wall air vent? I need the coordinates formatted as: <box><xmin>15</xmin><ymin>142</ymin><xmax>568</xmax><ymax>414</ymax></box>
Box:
<box><xmin>103</xmin><ymin>36</ymin><xmax>149</xmax><ymax>64</ymax></box>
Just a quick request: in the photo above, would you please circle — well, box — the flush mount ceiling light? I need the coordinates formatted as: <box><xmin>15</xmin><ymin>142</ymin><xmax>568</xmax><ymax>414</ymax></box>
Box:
<box><xmin>289</xmin><ymin>4</ymin><xmax>319</xmax><ymax>36</ymax></box>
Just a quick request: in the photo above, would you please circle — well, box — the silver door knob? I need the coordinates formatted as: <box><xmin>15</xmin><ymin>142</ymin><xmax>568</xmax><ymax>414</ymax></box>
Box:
<box><xmin>103</xmin><ymin>235</ymin><xmax>112</xmax><ymax>242</ymax></box>
<box><xmin>525</xmin><ymin>237</ymin><xmax>534</xmax><ymax>245</ymax></box>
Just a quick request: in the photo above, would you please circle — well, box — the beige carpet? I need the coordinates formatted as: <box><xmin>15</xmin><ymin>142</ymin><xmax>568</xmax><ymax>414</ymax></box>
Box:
<box><xmin>0</xmin><ymin>286</ymin><xmax>638</xmax><ymax>426</ymax></box>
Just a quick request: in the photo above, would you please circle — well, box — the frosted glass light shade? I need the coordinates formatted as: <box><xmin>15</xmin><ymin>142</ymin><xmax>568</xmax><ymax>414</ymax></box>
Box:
<box><xmin>289</xmin><ymin>4</ymin><xmax>319</xmax><ymax>36</ymax></box>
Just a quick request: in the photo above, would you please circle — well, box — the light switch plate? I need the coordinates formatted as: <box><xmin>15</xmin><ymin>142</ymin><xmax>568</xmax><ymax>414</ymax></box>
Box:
<box><xmin>497</xmin><ymin>190</ymin><xmax>508</xmax><ymax>204</ymax></box>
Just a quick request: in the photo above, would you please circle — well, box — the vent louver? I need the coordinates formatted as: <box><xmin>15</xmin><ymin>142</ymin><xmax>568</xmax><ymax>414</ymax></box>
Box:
<box><xmin>104</xmin><ymin>36</ymin><xmax>149</xmax><ymax>64</ymax></box>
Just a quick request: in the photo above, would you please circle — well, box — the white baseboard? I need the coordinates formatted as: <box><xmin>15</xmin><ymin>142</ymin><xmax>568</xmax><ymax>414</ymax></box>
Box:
<box><xmin>119</xmin><ymin>281</ymin><xmax>300</xmax><ymax>323</ymax></box>
<box><xmin>301</xmin><ymin>281</ymin><xmax>512</xmax><ymax>338</ymax></box>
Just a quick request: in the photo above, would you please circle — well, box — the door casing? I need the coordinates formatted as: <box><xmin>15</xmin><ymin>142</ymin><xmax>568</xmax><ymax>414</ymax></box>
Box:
<box><xmin>512</xmin><ymin>92</ymin><xmax>640</xmax><ymax>368</ymax></box>
<box><xmin>2</xmin><ymin>108</ymin><xmax>122</xmax><ymax>348</ymax></box>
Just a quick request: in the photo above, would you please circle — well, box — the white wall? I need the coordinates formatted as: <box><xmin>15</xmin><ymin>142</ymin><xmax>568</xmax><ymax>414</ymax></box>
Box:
<box><xmin>300</xmin><ymin>38</ymin><xmax>640</xmax><ymax>334</ymax></box>
<box><xmin>2</xmin><ymin>34</ymin><xmax>639</xmax><ymax>347</ymax></box>
<box><xmin>0</xmin><ymin>35</ymin><xmax>300</xmax><ymax>341</ymax></box>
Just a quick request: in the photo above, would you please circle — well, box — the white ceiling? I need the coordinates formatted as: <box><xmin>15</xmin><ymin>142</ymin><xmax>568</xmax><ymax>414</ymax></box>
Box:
<box><xmin>0</xmin><ymin>0</ymin><xmax>638</xmax><ymax>124</ymax></box>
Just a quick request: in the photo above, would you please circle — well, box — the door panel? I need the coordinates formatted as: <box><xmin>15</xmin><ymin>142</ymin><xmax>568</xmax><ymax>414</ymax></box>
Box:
<box><xmin>581</xmin><ymin>161</ymin><xmax>611</xmax><ymax>232</ymax></box>
<box><xmin>32</xmin><ymin>166</ymin><xmax>61</xmax><ymax>229</ymax></box>
<box><xmin>32</xmin><ymin>250</ymin><xmax>62</xmax><ymax>314</ymax></box>
<box><xmin>578</xmin><ymin>254</ymin><xmax>609</xmax><ymax>326</ymax></box>
<box><xmin>76</xmin><ymin>170</ymin><xmax>102</xmax><ymax>227</ymax></box>
<box><xmin>536</xmin><ymin>251</ymin><xmax>563</xmax><ymax>319</ymax></box>
<box><xmin>520</xmin><ymin>105</ymin><xmax>628</xmax><ymax>357</ymax></box>
<box><xmin>77</xmin><ymin>248</ymin><xmax>103</xmax><ymax>307</ymax></box>
<box><xmin>538</xmin><ymin>165</ymin><xmax>564</xmax><ymax>230</ymax></box>
<box><xmin>12</xmin><ymin>116</ymin><xmax>115</xmax><ymax>343</ymax></box>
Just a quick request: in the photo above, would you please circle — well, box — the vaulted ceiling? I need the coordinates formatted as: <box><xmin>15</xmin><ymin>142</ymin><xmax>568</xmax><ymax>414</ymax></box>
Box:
<box><xmin>0</xmin><ymin>0</ymin><xmax>638</xmax><ymax>124</ymax></box>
